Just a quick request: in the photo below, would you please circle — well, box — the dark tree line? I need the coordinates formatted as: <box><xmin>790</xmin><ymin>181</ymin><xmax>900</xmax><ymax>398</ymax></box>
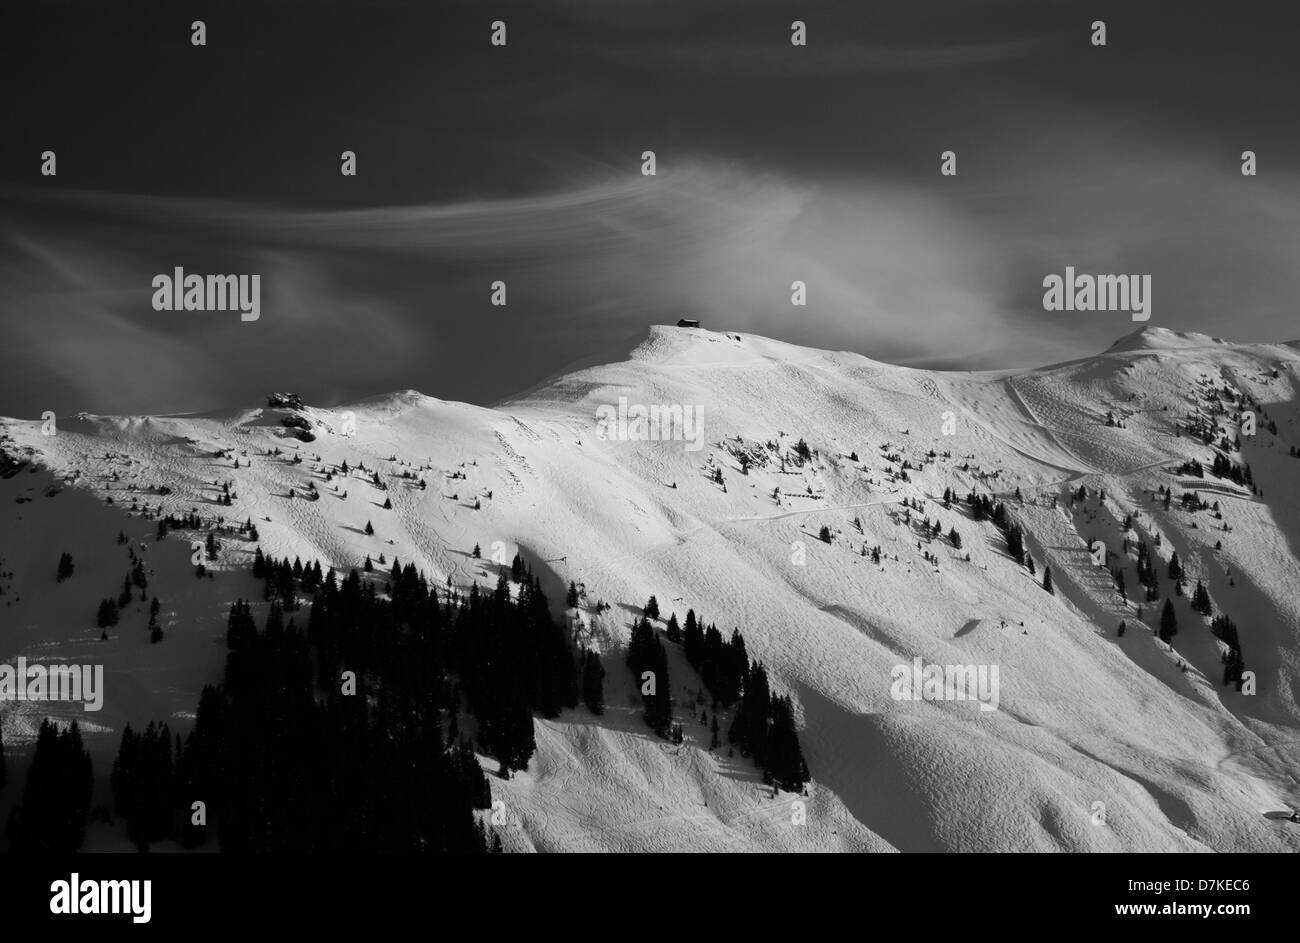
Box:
<box><xmin>447</xmin><ymin>568</ymin><xmax>579</xmax><ymax>775</ymax></box>
<box><xmin>4</xmin><ymin>720</ymin><xmax>93</xmax><ymax>853</ymax></box>
<box><xmin>678</xmin><ymin>609</ymin><xmax>810</xmax><ymax>792</ymax></box>
<box><xmin>729</xmin><ymin>663</ymin><xmax>810</xmax><ymax>793</ymax></box>
<box><xmin>111</xmin><ymin>721</ymin><xmax>189</xmax><ymax>849</ymax></box>
<box><xmin>1213</xmin><ymin>614</ymin><xmax>1248</xmax><ymax>688</ymax></box>
<box><xmin>580</xmin><ymin>648</ymin><xmax>606</xmax><ymax>715</ymax></box>
<box><xmin>682</xmin><ymin>610</ymin><xmax>747</xmax><ymax>707</ymax></box>
<box><xmin>109</xmin><ymin>551</ymin><xmax>598</xmax><ymax>851</ymax></box>
<box><xmin>627</xmin><ymin>618</ymin><xmax>674</xmax><ymax>738</ymax></box>
<box><xmin>989</xmin><ymin>502</ymin><xmax>1025</xmax><ymax>563</ymax></box>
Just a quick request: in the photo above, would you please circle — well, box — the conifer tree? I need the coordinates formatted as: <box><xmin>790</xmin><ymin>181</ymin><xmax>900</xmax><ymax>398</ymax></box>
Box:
<box><xmin>766</xmin><ymin>695</ymin><xmax>810</xmax><ymax>792</ymax></box>
<box><xmin>1192</xmin><ymin>580</ymin><xmax>1213</xmax><ymax>616</ymax></box>
<box><xmin>10</xmin><ymin>720</ymin><xmax>93</xmax><ymax>852</ymax></box>
<box><xmin>494</xmin><ymin>700</ymin><xmax>536</xmax><ymax>776</ymax></box>
<box><xmin>627</xmin><ymin>618</ymin><xmax>672</xmax><ymax>736</ymax></box>
<box><xmin>683</xmin><ymin>609</ymin><xmax>703</xmax><ymax>666</ymax></box>
<box><xmin>730</xmin><ymin>661</ymin><xmax>772</xmax><ymax>764</ymax></box>
<box><xmin>97</xmin><ymin>598</ymin><xmax>119</xmax><ymax>628</ymax></box>
<box><xmin>1223</xmin><ymin>648</ymin><xmax>1246</xmax><ymax>688</ymax></box>
<box><xmin>1042</xmin><ymin>566</ymin><xmax>1054</xmax><ymax>594</ymax></box>
<box><xmin>581</xmin><ymin>649</ymin><xmax>605</xmax><ymax>715</ymax></box>
<box><xmin>56</xmin><ymin>552</ymin><xmax>74</xmax><ymax>582</ymax></box>
<box><xmin>1159</xmin><ymin>599</ymin><xmax>1178</xmax><ymax>644</ymax></box>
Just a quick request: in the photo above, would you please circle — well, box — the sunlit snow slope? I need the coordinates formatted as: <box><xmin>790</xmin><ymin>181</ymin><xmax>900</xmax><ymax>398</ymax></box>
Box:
<box><xmin>3</xmin><ymin>324</ymin><xmax>1300</xmax><ymax>852</ymax></box>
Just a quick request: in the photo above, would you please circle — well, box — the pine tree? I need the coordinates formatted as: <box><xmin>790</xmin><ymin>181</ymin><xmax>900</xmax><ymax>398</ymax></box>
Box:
<box><xmin>665</xmin><ymin>612</ymin><xmax>681</xmax><ymax>643</ymax></box>
<box><xmin>644</xmin><ymin>595</ymin><xmax>660</xmax><ymax>620</ymax></box>
<box><xmin>730</xmin><ymin>661</ymin><xmax>772</xmax><ymax>764</ymax></box>
<box><xmin>1192</xmin><ymin>580</ymin><xmax>1213</xmax><ymax>617</ymax></box>
<box><xmin>56</xmin><ymin>552</ymin><xmax>74</xmax><ymax>582</ymax></box>
<box><xmin>1042</xmin><ymin>566</ymin><xmax>1054</xmax><ymax>595</ymax></box>
<box><xmin>683</xmin><ymin>609</ymin><xmax>703</xmax><ymax>666</ymax></box>
<box><xmin>11</xmin><ymin>720</ymin><xmax>93</xmax><ymax>852</ymax></box>
<box><xmin>565</xmin><ymin>581</ymin><xmax>579</xmax><ymax>608</ymax></box>
<box><xmin>1117</xmin><ymin>620</ymin><xmax>1127</xmax><ymax>637</ymax></box>
<box><xmin>364</xmin><ymin>520</ymin><xmax>375</xmax><ymax>536</ymax></box>
<box><xmin>1159</xmin><ymin>599</ymin><xmax>1178</xmax><ymax>644</ymax></box>
<box><xmin>766</xmin><ymin>695</ymin><xmax>810</xmax><ymax>792</ymax></box>
<box><xmin>627</xmin><ymin>618</ymin><xmax>672</xmax><ymax>737</ymax></box>
<box><xmin>1223</xmin><ymin>647</ymin><xmax>1246</xmax><ymax>688</ymax></box>
<box><xmin>1168</xmin><ymin>551</ymin><xmax>1183</xmax><ymax>582</ymax></box>
<box><xmin>97</xmin><ymin>598</ymin><xmax>119</xmax><ymax>628</ymax></box>
<box><xmin>494</xmin><ymin>700</ymin><xmax>536</xmax><ymax>775</ymax></box>
<box><xmin>472</xmin><ymin>543</ymin><xmax>481</xmax><ymax>558</ymax></box>
<box><xmin>581</xmin><ymin>649</ymin><xmax>605</xmax><ymax>715</ymax></box>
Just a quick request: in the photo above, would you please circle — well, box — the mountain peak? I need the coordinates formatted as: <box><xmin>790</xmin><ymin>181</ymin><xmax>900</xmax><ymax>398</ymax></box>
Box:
<box><xmin>1105</xmin><ymin>325</ymin><xmax>1227</xmax><ymax>353</ymax></box>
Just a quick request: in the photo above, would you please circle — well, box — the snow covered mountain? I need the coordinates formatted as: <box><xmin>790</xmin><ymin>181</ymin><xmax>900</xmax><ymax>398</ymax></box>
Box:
<box><xmin>3</xmin><ymin>323</ymin><xmax>1300</xmax><ymax>852</ymax></box>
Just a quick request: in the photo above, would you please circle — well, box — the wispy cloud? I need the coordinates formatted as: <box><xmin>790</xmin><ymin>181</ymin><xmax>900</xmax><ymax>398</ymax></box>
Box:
<box><xmin>4</xmin><ymin>122</ymin><xmax>1300</xmax><ymax>419</ymax></box>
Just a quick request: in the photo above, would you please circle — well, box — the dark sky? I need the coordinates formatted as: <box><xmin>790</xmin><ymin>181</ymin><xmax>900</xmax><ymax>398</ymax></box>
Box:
<box><xmin>2</xmin><ymin>0</ymin><xmax>1298</xmax><ymax>417</ymax></box>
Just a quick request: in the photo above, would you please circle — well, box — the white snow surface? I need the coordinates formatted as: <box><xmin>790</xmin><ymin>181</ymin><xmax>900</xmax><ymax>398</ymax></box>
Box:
<box><xmin>3</xmin><ymin>323</ymin><xmax>1300</xmax><ymax>852</ymax></box>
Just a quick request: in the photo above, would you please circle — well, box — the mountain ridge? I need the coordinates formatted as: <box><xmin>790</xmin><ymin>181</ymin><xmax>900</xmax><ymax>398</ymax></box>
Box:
<box><xmin>3</xmin><ymin>324</ymin><xmax>1300</xmax><ymax>851</ymax></box>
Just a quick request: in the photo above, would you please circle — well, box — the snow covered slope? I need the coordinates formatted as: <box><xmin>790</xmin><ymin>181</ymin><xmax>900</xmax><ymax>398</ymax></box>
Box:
<box><xmin>3</xmin><ymin>324</ymin><xmax>1300</xmax><ymax>852</ymax></box>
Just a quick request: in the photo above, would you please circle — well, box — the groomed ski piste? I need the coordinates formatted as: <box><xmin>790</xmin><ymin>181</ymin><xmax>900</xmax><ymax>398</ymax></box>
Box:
<box><xmin>3</xmin><ymin>324</ymin><xmax>1299</xmax><ymax>852</ymax></box>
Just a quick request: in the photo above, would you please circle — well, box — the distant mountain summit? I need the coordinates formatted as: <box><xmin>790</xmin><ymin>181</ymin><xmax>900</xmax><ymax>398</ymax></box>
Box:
<box><xmin>1105</xmin><ymin>325</ymin><xmax>1228</xmax><ymax>353</ymax></box>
